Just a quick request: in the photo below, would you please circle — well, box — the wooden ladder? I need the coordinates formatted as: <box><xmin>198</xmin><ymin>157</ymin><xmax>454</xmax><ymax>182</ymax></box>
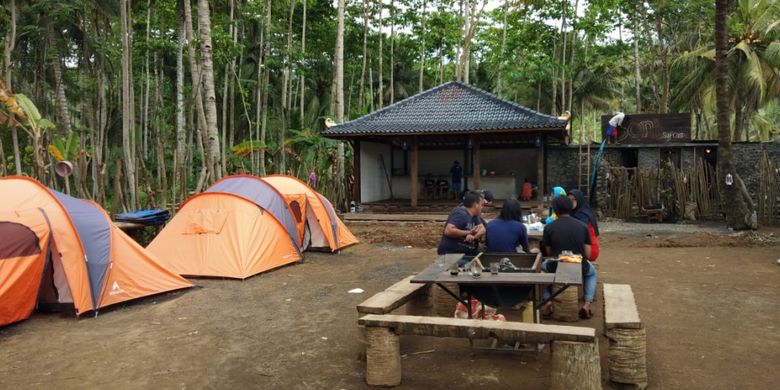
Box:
<box><xmin>577</xmin><ymin>139</ymin><xmax>592</xmax><ymax>196</ymax></box>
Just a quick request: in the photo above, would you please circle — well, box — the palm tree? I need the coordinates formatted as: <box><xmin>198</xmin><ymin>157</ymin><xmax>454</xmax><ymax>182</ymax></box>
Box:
<box><xmin>715</xmin><ymin>0</ymin><xmax>751</xmax><ymax>230</ymax></box>
<box><xmin>674</xmin><ymin>0</ymin><xmax>780</xmax><ymax>141</ymax></box>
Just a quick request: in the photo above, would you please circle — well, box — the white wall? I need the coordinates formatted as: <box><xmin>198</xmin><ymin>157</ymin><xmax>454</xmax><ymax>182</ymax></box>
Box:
<box><xmin>360</xmin><ymin>141</ymin><xmax>393</xmax><ymax>202</ymax></box>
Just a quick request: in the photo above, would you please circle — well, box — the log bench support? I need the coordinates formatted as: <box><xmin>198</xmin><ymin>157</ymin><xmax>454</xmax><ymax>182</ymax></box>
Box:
<box><xmin>359</xmin><ymin>314</ymin><xmax>601</xmax><ymax>388</ymax></box>
<box><xmin>603</xmin><ymin>283</ymin><xmax>647</xmax><ymax>389</ymax></box>
<box><xmin>356</xmin><ymin>276</ymin><xmax>433</xmax><ymax>361</ymax></box>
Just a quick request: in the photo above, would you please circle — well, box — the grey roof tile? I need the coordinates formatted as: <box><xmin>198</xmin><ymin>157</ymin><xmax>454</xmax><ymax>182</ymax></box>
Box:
<box><xmin>323</xmin><ymin>81</ymin><xmax>567</xmax><ymax>137</ymax></box>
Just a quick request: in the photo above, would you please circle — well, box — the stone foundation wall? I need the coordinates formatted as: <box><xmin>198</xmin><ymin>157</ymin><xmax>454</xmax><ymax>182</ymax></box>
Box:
<box><xmin>637</xmin><ymin>148</ymin><xmax>660</xmax><ymax>170</ymax></box>
<box><xmin>733</xmin><ymin>142</ymin><xmax>780</xmax><ymax>201</ymax></box>
<box><xmin>545</xmin><ymin>147</ymin><xmax>581</xmax><ymax>194</ymax></box>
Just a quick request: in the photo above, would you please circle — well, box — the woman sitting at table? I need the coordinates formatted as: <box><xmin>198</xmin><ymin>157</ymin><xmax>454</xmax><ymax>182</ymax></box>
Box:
<box><xmin>568</xmin><ymin>189</ymin><xmax>600</xmax><ymax>261</ymax></box>
<box><xmin>486</xmin><ymin>198</ymin><xmax>529</xmax><ymax>253</ymax></box>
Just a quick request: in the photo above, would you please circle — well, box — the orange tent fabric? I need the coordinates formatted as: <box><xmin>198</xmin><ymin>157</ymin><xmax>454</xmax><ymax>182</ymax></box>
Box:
<box><xmin>259</xmin><ymin>175</ymin><xmax>358</xmax><ymax>252</ymax></box>
<box><xmin>147</xmin><ymin>193</ymin><xmax>302</xmax><ymax>279</ymax></box>
<box><xmin>0</xmin><ymin>209</ymin><xmax>51</xmax><ymax>326</ymax></box>
<box><xmin>0</xmin><ymin>177</ymin><xmax>192</xmax><ymax>317</ymax></box>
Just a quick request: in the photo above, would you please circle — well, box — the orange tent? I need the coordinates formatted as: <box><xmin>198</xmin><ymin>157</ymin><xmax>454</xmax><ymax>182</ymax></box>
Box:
<box><xmin>147</xmin><ymin>174</ymin><xmax>357</xmax><ymax>279</ymax></box>
<box><xmin>259</xmin><ymin>175</ymin><xmax>358</xmax><ymax>252</ymax></box>
<box><xmin>147</xmin><ymin>192</ymin><xmax>303</xmax><ymax>279</ymax></box>
<box><xmin>0</xmin><ymin>177</ymin><xmax>192</xmax><ymax>321</ymax></box>
<box><xmin>0</xmin><ymin>209</ymin><xmax>52</xmax><ymax>325</ymax></box>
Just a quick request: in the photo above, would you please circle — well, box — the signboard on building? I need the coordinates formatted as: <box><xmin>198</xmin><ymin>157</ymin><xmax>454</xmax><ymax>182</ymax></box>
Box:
<box><xmin>601</xmin><ymin>113</ymin><xmax>691</xmax><ymax>144</ymax></box>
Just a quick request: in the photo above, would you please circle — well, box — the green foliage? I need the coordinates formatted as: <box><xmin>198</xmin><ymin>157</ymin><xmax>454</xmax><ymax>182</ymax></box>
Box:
<box><xmin>1</xmin><ymin>0</ymin><xmax>779</xmax><ymax>212</ymax></box>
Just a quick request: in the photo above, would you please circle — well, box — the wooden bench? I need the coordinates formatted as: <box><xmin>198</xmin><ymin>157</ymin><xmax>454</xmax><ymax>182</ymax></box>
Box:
<box><xmin>356</xmin><ymin>276</ymin><xmax>434</xmax><ymax>362</ymax></box>
<box><xmin>603</xmin><ymin>284</ymin><xmax>647</xmax><ymax>389</ymax></box>
<box><xmin>357</xmin><ymin>275</ymin><xmax>432</xmax><ymax>316</ymax></box>
<box><xmin>359</xmin><ymin>314</ymin><xmax>601</xmax><ymax>388</ymax></box>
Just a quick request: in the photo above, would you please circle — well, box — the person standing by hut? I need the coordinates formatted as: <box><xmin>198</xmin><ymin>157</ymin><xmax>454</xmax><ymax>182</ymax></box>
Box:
<box><xmin>450</xmin><ymin>161</ymin><xmax>463</xmax><ymax>199</ymax></box>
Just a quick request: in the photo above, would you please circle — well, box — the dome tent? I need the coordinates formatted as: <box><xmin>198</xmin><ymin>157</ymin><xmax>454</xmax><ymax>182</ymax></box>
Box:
<box><xmin>0</xmin><ymin>177</ymin><xmax>192</xmax><ymax>322</ymax></box>
<box><xmin>146</xmin><ymin>174</ymin><xmax>357</xmax><ymax>279</ymax></box>
<box><xmin>258</xmin><ymin>175</ymin><xmax>358</xmax><ymax>252</ymax></box>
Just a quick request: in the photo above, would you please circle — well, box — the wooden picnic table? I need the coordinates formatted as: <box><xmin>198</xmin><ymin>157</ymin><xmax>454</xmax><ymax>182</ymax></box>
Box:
<box><xmin>411</xmin><ymin>253</ymin><xmax>582</xmax><ymax>320</ymax></box>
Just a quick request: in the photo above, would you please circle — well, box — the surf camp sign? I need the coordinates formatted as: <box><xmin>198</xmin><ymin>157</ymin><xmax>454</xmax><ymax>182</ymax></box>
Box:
<box><xmin>601</xmin><ymin>113</ymin><xmax>691</xmax><ymax>144</ymax></box>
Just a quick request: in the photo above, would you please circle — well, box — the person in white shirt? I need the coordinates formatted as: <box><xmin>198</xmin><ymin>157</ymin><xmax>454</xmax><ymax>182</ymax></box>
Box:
<box><xmin>606</xmin><ymin>111</ymin><xmax>625</xmax><ymax>144</ymax></box>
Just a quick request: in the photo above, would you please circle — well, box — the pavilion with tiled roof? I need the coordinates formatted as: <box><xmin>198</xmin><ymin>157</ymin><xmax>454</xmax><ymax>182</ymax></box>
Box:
<box><xmin>323</xmin><ymin>81</ymin><xmax>570</xmax><ymax>207</ymax></box>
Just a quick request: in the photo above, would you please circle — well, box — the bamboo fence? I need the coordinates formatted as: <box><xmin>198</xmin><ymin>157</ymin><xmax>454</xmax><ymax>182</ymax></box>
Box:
<box><xmin>604</xmin><ymin>160</ymin><xmax>720</xmax><ymax>220</ymax></box>
<box><xmin>758</xmin><ymin>152</ymin><xmax>779</xmax><ymax>224</ymax></box>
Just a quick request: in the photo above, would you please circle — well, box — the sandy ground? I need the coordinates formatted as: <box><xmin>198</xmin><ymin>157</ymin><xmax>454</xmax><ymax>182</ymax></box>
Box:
<box><xmin>1</xmin><ymin>222</ymin><xmax>779</xmax><ymax>389</ymax></box>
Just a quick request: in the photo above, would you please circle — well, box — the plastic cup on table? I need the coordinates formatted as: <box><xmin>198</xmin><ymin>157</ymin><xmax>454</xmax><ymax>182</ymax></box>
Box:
<box><xmin>490</xmin><ymin>262</ymin><xmax>499</xmax><ymax>275</ymax></box>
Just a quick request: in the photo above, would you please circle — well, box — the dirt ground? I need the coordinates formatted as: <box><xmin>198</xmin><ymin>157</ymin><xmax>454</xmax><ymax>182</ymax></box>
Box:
<box><xmin>1</xmin><ymin>222</ymin><xmax>779</xmax><ymax>389</ymax></box>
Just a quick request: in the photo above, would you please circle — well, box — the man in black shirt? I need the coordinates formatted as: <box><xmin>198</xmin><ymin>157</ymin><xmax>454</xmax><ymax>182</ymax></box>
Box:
<box><xmin>437</xmin><ymin>191</ymin><xmax>485</xmax><ymax>255</ymax></box>
<box><xmin>540</xmin><ymin>195</ymin><xmax>597</xmax><ymax>319</ymax></box>
<box><xmin>542</xmin><ymin>196</ymin><xmax>592</xmax><ymax>259</ymax></box>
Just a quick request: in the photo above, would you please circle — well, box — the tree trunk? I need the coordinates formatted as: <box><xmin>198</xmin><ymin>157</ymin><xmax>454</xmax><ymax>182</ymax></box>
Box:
<box><xmin>221</xmin><ymin>0</ymin><xmax>235</xmax><ymax>176</ymax></box>
<box><xmin>142</xmin><ymin>0</ymin><xmax>151</xmax><ymax>159</ymax></box>
<box><xmin>551</xmin><ymin>39</ymin><xmax>558</xmax><ymax>114</ymax></box>
<box><xmin>253</xmin><ymin>17</ymin><xmax>263</xmax><ymax>174</ymax></box>
<box><xmin>418</xmin><ymin>0</ymin><xmax>427</xmax><ymax>94</ymax></box>
<box><xmin>184</xmin><ymin>0</ymin><xmax>209</xmax><ymax>188</ymax></box>
<box><xmin>715</xmin><ymin>0</ymin><xmax>750</xmax><ymax>230</ymax></box>
<box><xmin>618</xmin><ymin>23</ymin><xmax>624</xmax><ymax>107</ymax></box>
<box><xmin>389</xmin><ymin>0</ymin><xmax>395</xmax><ymax>104</ymax></box>
<box><xmin>455</xmin><ymin>0</ymin><xmax>482</xmax><ymax>83</ymax></box>
<box><xmin>259</xmin><ymin>0</ymin><xmax>272</xmax><ymax>176</ymax></box>
<box><xmin>369</xmin><ymin>59</ymin><xmax>375</xmax><ymax>112</ymax></box>
<box><xmin>495</xmin><ymin>0</ymin><xmax>507</xmax><ymax>96</ymax></box>
<box><xmin>377</xmin><ymin>0</ymin><xmax>383</xmax><ymax>108</ymax></box>
<box><xmin>639</xmin><ymin>3</ymin><xmax>660</xmax><ymax>110</ymax></box>
<box><xmin>558</xmin><ymin>0</ymin><xmax>568</xmax><ymax>113</ymax></box>
<box><xmin>198</xmin><ymin>0</ymin><xmax>222</xmax><ymax>185</ymax></box>
<box><xmin>3</xmin><ymin>0</ymin><xmax>21</xmax><ymax>176</ymax></box>
<box><xmin>46</xmin><ymin>26</ymin><xmax>72</xmax><ymax>137</ymax></box>
<box><xmin>335</xmin><ymin>0</ymin><xmax>346</xmax><ymax>177</ymax></box>
<box><xmin>120</xmin><ymin>0</ymin><xmax>137</xmax><ymax>208</ymax></box>
<box><xmin>438</xmin><ymin>38</ymin><xmax>444</xmax><ymax>84</ymax></box>
<box><xmin>655</xmin><ymin>8</ymin><xmax>670</xmax><ymax>113</ymax></box>
<box><xmin>567</xmin><ymin>0</ymin><xmax>579</xmax><ymax>113</ymax></box>
<box><xmin>633</xmin><ymin>2</ymin><xmax>642</xmax><ymax>112</ymax></box>
<box><xmin>93</xmin><ymin>11</ymin><xmax>109</xmax><ymax>205</ymax></box>
<box><xmin>359</xmin><ymin>0</ymin><xmax>368</xmax><ymax>112</ymax></box>
<box><xmin>176</xmin><ymin>0</ymin><xmax>186</xmax><ymax>205</ymax></box>
<box><xmin>154</xmin><ymin>56</ymin><xmax>167</xmax><ymax>207</ymax></box>
<box><xmin>280</xmin><ymin>0</ymin><xmax>297</xmax><ymax>173</ymax></box>
<box><xmin>300</xmin><ymin>0</ymin><xmax>307</xmax><ymax>127</ymax></box>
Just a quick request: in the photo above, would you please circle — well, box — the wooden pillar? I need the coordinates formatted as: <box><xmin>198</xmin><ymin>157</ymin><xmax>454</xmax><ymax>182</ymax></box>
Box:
<box><xmin>365</xmin><ymin>327</ymin><xmax>402</xmax><ymax>386</ymax></box>
<box><xmin>353</xmin><ymin>141</ymin><xmax>361</xmax><ymax>203</ymax></box>
<box><xmin>410</xmin><ymin>138</ymin><xmax>419</xmax><ymax>207</ymax></box>
<box><xmin>473</xmin><ymin>142</ymin><xmax>481</xmax><ymax>190</ymax></box>
<box><xmin>550</xmin><ymin>340</ymin><xmax>602</xmax><ymax>390</ymax></box>
<box><xmin>537</xmin><ymin>137</ymin><xmax>546</xmax><ymax>201</ymax></box>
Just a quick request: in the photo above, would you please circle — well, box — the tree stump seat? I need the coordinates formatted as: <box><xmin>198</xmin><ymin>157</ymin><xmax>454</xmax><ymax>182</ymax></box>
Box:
<box><xmin>603</xmin><ymin>283</ymin><xmax>647</xmax><ymax>389</ymax></box>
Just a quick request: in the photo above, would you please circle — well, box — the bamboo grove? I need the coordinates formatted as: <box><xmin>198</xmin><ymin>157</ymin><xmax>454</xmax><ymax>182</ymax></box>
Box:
<box><xmin>0</xmin><ymin>0</ymin><xmax>778</xmax><ymax>212</ymax></box>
